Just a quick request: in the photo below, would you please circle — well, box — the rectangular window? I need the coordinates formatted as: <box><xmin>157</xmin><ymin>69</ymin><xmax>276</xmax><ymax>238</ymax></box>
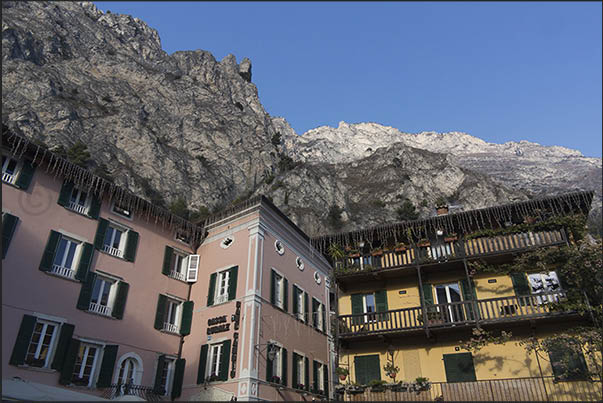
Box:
<box><xmin>24</xmin><ymin>320</ymin><xmax>58</xmax><ymax>368</ymax></box>
<box><xmin>174</xmin><ymin>229</ymin><xmax>191</xmax><ymax>244</ymax></box>
<box><xmin>207</xmin><ymin>344</ymin><xmax>223</xmax><ymax>380</ymax></box>
<box><xmin>528</xmin><ymin>271</ymin><xmax>563</xmax><ymax>304</ymax></box>
<box><xmin>272</xmin><ymin>346</ymin><xmax>282</xmax><ymax>381</ymax></box>
<box><xmin>51</xmin><ymin>236</ymin><xmax>81</xmax><ymax>280</ymax></box>
<box><xmin>297</xmin><ymin>355</ymin><xmax>304</xmax><ymax>387</ymax></box>
<box><xmin>163</xmin><ymin>299</ymin><xmax>182</xmax><ymax>334</ymax></box>
<box><xmin>72</xmin><ymin>343</ymin><xmax>101</xmax><ymax>387</ymax></box>
<box><xmin>158</xmin><ymin>357</ymin><xmax>176</xmax><ymax>396</ymax></box>
<box><xmin>2</xmin><ymin>155</ymin><xmax>19</xmax><ymax>185</ymax></box>
<box><xmin>68</xmin><ymin>188</ymin><xmax>91</xmax><ymax>215</ymax></box>
<box><xmin>214</xmin><ymin>270</ymin><xmax>230</xmax><ymax>304</ymax></box>
<box><xmin>111</xmin><ymin>201</ymin><xmax>133</xmax><ymax>220</ymax></box>
<box><xmin>318</xmin><ymin>363</ymin><xmax>325</xmax><ymax>391</ymax></box>
<box><xmin>274</xmin><ymin>273</ymin><xmax>284</xmax><ymax>308</ymax></box>
<box><xmin>443</xmin><ymin>352</ymin><xmax>477</xmax><ymax>383</ymax></box>
<box><xmin>297</xmin><ymin>289</ymin><xmax>305</xmax><ymax>321</ymax></box>
<box><xmin>363</xmin><ymin>294</ymin><xmax>376</xmax><ymax>322</ymax></box>
<box><xmin>169</xmin><ymin>253</ymin><xmax>188</xmax><ymax>282</ymax></box>
<box><xmin>317</xmin><ymin>302</ymin><xmax>324</xmax><ymax>331</ymax></box>
<box><xmin>435</xmin><ymin>282</ymin><xmax>465</xmax><ymax>322</ymax></box>
<box><xmin>89</xmin><ymin>277</ymin><xmax>116</xmax><ymax>317</ymax></box>
<box><xmin>103</xmin><ymin>225</ymin><xmax>126</xmax><ymax>258</ymax></box>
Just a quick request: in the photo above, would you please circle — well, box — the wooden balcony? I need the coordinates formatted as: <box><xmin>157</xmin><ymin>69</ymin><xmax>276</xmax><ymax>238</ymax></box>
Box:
<box><xmin>338</xmin><ymin>291</ymin><xmax>573</xmax><ymax>338</ymax></box>
<box><xmin>336</xmin><ymin>229</ymin><xmax>567</xmax><ymax>278</ymax></box>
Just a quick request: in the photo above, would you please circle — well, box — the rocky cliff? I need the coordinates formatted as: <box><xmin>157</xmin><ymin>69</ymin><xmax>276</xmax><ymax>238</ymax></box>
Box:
<box><xmin>2</xmin><ymin>1</ymin><xmax>600</xmax><ymax>237</ymax></box>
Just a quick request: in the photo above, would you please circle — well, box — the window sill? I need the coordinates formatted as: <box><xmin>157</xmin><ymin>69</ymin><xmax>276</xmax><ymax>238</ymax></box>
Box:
<box><xmin>97</xmin><ymin>248</ymin><xmax>129</xmax><ymax>262</ymax></box>
<box><xmin>211</xmin><ymin>299</ymin><xmax>234</xmax><ymax>308</ymax></box>
<box><xmin>165</xmin><ymin>273</ymin><xmax>188</xmax><ymax>283</ymax></box>
<box><xmin>17</xmin><ymin>364</ymin><xmax>57</xmax><ymax>373</ymax></box>
<box><xmin>63</xmin><ymin>206</ymin><xmax>95</xmax><ymax>220</ymax></box>
<box><xmin>159</xmin><ymin>329</ymin><xmax>181</xmax><ymax>336</ymax></box>
<box><xmin>2</xmin><ymin>180</ymin><xmax>22</xmax><ymax>190</ymax></box>
<box><xmin>84</xmin><ymin>310</ymin><xmax>117</xmax><ymax>320</ymax></box>
<box><xmin>45</xmin><ymin>271</ymin><xmax>81</xmax><ymax>283</ymax></box>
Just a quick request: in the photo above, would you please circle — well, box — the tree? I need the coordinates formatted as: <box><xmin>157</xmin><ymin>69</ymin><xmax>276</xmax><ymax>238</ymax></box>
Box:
<box><xmin>66</xmin><ymin>142</ymin><xmax>91</xmax><ymax>168</ymax></box>
<box><xmin>327</xmin><ymin>205</ymin><xmax>344</xmax><ymax>230</ymax></box>
<box><xmin>189</xmin><ymin>205</ymin><xmax>210</xmax><ymax>223</ymax></box>
<box><xmin>396</xmin><ymin>200</ymin><xmax>419</xmax><ymax>221</ymax></box>
<box><xmin>169</xmin><ymin>198</ymin><xmax>190</xmax><ymax>219</ymax></box>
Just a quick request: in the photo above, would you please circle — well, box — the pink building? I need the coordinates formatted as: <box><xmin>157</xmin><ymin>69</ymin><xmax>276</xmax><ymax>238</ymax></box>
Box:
<box><xmin>2</xmin><ymin>133</ymin><xmax>333</xmax><ymax>401</ymax></box>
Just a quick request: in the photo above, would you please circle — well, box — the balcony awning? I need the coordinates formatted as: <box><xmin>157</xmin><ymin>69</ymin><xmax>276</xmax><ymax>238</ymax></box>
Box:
<box><xmin>2</xmin><ymin>377</ymin><xmax>109</xmax><ymax>401</ymax></box>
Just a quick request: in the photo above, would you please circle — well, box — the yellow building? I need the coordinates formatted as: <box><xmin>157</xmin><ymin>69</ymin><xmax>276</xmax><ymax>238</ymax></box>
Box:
<box><xmin>314</xmin><ymin>191</ymin><xmax>602</xmax><ymax>401</ymax></box>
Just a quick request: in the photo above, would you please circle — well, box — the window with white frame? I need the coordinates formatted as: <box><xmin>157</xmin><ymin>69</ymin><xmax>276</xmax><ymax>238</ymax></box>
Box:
<box><xmin>112</xmin><ymin>200</ymin><xmax>133</xmax><ymax>220</ymax></box>
<box><xmin>103</xmin><ymin>224</ymin><xmax>126</xmax><ymax>258</ymax></box>
<box><xmin>294</xmin><ymin>286</ymin><xmax>306</xmax><ymax>322</ymax></box>
<box><xmin>157</xmin><ymin>356</ymin><xmax>176</xmax><ymax>396</ymax></box>
<box><xmin>317</xmin><ymin>362</ymin><xmax>325</xmax><ymax>392</ymax></box>
<box><xmin>24</xmin><ymin>320</ymin><xmax>59</xmax><ymax>368</ymax></box>
<box><xmin>174</xmin><ymin>229</ymin><xmax>191</xmax><ymax>244</ymax></box>
<box><xmin>207</xmin><ymin>343</ymin><xmax>223</xmax><ymax>380</ymax></box>
<box><xmin>162</xmin><ymin>298</ymin><xmax>182</xmax><ymax>334</ymax></box>
<box><xmin>2</xmin><ymin>155</ymin><xmax>20</xmax><ymax>185</ymax></box>
<box><xmin>528</xmin><ymin>271</ymin><xmax>563</xmax><ymax>304</ymax></box>
<box><xmin>296</xmin><ymin>354</ymin><xmax>305</xmax><ymax>387</ymax></box>
<box><xmin>317</xmin><ymin>302</ymin><xmax>324</xmax><ymax>331</ymax></box>
<box><xmin>68</xmin><ymin>187</ymin><xmax>91</xmax><ymax>215</ymax></box>
<box><xmin>214</xmin><ymin>270</ymin><xmax>230</xmax><ymax>304</ymax></box>
<box><xmin>274</xmin><ymin>272</ymin><xmax>284</xmax><ymax>309</ymax></box>
<box><xmin>89</xmin><ymin>276</ymin><xmax>116</xmax><ymax>317</ymax></box>
<box><xmin>117</xmin><ymin>357</ymin><xmax>138</xmax><ymax>386</ymax></box>
<box><xmin>170</xmin><ymin>252</ymin><xmax>188</xmax><ymax>282</ymax></box>
<box><xmin>270</xmin><ymin>345</ymin><xmax>283</xmax><ymax>383</ymax></box>
<box><xmin>51</xmin><ymin>236</ymin><xmax>81</xmax><ymax>280</ymax></box>
<box><xmin>72</xmin><ymin>343</ymin><xmax>101</xmax><ymax>387</ymax></box>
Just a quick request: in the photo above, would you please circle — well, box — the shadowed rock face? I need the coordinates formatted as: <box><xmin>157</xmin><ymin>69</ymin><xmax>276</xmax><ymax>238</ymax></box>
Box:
<box><xmin>3</xmin><ymin>1</ymin><xmax>599</xmax><ymax>236</ymax></box>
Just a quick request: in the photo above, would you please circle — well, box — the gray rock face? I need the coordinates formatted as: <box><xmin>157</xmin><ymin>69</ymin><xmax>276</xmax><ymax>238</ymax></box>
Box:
<box><xmin>2</xmin><ymin>1</ymin><xmax>599</xmax><ymax>237</ymax></box>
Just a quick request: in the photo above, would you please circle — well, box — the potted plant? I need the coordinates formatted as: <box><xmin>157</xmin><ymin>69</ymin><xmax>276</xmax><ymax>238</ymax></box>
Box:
<box><xmin>444</xmin><ymin>233</ymin><xmax>458</xmax><ymax>242</ymax></box>
<box><xmin>371</xmin><ymin>248</ymin><xmax>383</xmax><ymax>256</ymax></box>
<box><xmin>369</xmin><ymin>379</ymin><xmax>387</xmax><ymax>392</ymax></box>
<box><xmin>328</xmin><ymin>243</ymin><xmax>345</xmax><ymax>262</ymax></box>
<box><xmin>391</xmin><ymin>381</ymin><xmax>410</xmax><ymax>392</ymax></box>
<box><xmin>417</xmin><ymin>238</ymin><xmax>431</xmax><ymax>247</ymax></box>
<box><xmin>413</xmin><ymin>377</ymin><xmax>430</xmax><ymax>392</ymax></box>
<box><xmin>383</xmin><ymin>362</ymin><xmax>400</xmax><ymax>382</ymax></box>
<box><xmin>346</xmin><ymin>383</ymin><xmax>365</xmax><ymax>394</ymax></box>
<box><xmin>349</xmin><ymin>251</ymin><xmax>360</xmax><ymax>258</ymax></box>
<box><xmin>336</xmin><ymin>366</ymin><xmax>349</xmax><ymax>381</ymax></box>
<box><xmin>296</xmin><ymin>383</ymin><xmax>305</xmax><ymax>390</ymax></box>
<box><xmin>394</xmin><ymin>242</ymin><xmax>408</xmax><ymax>252</ymax></box>
<box><xmin>271</xmin><ymin>375</ymin><xmax>281</xmax><ymax>384</ymax></box>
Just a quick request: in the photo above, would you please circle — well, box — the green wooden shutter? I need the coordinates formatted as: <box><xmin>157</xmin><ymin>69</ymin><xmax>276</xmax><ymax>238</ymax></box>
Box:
<box><xmin>422</xmin><ymin>283</ymin><xmax>434</xmax><ymax>305</ymax></box>
<box><xmin>351</xmin><ymin>294</ymin><xmax>363</xmax><ymax>325</ymax></box>
<box><xmin>304</xmin><ymin>356</ymin><xmax>309</xmax><ymax>390</ymax></box>
<box><xmin>270</xmin><ymin>270</ymin><xmax>276</xmax><ymax>305</ymax></box>
<box><xmin>292</xmin><ymin>285</ymin><xmax>299</xmax><ymax>315</ymax></box>
<box><xmin>548</xmin><ymin>344</ymin><xmax>589</xmax><ymax>380</ymax></box>
<box><xmin>15</xmin><ymin>160</ymin><xmax>35</xmax><ymax>190</ymax></box>
<box><xmin>2</xmin><ymin>213</ymin><xmax>18</xmax><ymax>259</ymax></box>
<box><xmin>304</xmin><ymin>292</ymin><xmax>309</xmax><ymax>322</ymax></box>
<box><xmin>180</xmin><ymin>301</ymin><xmax>194</xmax><ymax>336</ymax></box>
<box><xmin>443</xmin><ymin>353</ymin><xmax>477</xmax><ymax>382</ymax></box>
<box><xmin>323</xmin><ymin>363</ymin><xmax>329</xmax><ymax>396</ymax></box>
<box><xmin>321</xmin><ymin>303</ymin><xmax>326</xmax><ymax>332</ymax></box>
<box><xmin>459</xmin><ymin>279</ymin><xmax>475</xmax><ymax>320</ymax></box>
<box><xmin>154</xmin><ymin>294</ymin><xmax>168</xmax><ymax>330</ymax></box>
<box><xmin>282</xmin><ymin>348</ymin><xmax>288</xmax><ymax>386</ymax></box>
<box><xmin>218</xmin><ymin>340</ymin><xmax>231</xmax><ymax>381</ymax></box>
<box><xmin>57</xmin><ymin>181</ymin><xmax>74</xmax><ymax>207</ymax></box>
<box><xmin>375</xmin><ymin>289</ymin><xmax>388</xmax><ymax>321</ymax></box>
<box><xmin>266</xmin><ymin>345</ymin><xmax>274</xmax><ymax>381</ymax></box>
<box><xmin>96</xmin><ymin>344</ymin><xmax>119</xmax><ymax>387</ymax></box>
<box><xmin>171</xmin><ymin>358</ymin><xmax>185</xmax><ymax>399</ymax></box>
<box><xmin>207</xmin><ymin>273</ymin><xmax>217</xmax><ymax>306</ymax></box>
<box><xmin>197</xmin><ymin>344</ymin><xmax>208</xmax><ymax>384</ymax></box>
<box><xmin>112</xmin><ymin>282</ymin><xmax>129</xmax><ymax>319</ymax></box>
<box><xmin>283</xmin><ymin>277</ymin><xmax>289</xmax><ymax>312</ymax></box>
<box><xmin>123</xmin><ymin>230</ymin><xmax>139</xmax><ymax>262</ymax></box>
<box><xmin>94</xmin><ymin>219</ymin><xmax>109</xmax><ymax>250</ymax></box>
<box><xmin>76</xmin><ymin>272</ymin><xmax>97</xmax><ymax>311</ymax></box>
<box><xmin>88</xmin><ymin>195</ymin><xmax>101</xmax><ymax>219</ymax></box>
<box><xmin>354</xmin><ymin>355</ymin><xmax>381</xmax><ymax>384</ymax></box>
<box><xmin>75</xmin><ymin>242</ymin><xmax>94</xmax><ymax>282</ymax></box>
<box><xmin>162</xmin><ymin>246</ymin><xmax>173</xmax><ymax>275</ymax></box>
<box><xmin>292</xmin><ymin>353</ymin><xmax>299</xmax><ymax>387</ymax></box>
<box><xmin>511</xmin><ymin>272</ymin><xmax>531</xmax><ymax>306</ymax></box>
<box><xmin>58</xmin><ymin>339</ymin><xmax>81</xmax><ymax>385</ymax></box>
<box><xmin>153</xmin><ymin>355</ymin><xmax>167</xmax><ymax>394</ymax></box>
<box><xmin>313</xmin><ymin>360</ymin><xmax>319</xmax><ymax>393</ymax></box>
<box><xmin>228</xmin><ymin>266</ymin><xmax>238</xmax><ymax>301</ymax></box>
<box><xmin>9</xmin><ymin>314</ymin><xmax>37</xmax><ymax>366</ymax></box>
<box><xmin>51</xmin><ymin>323</ymin><xmax>75</xmax><ymax>370</ymax></box>
<box><xmin>39</xmin><ymin>230</ymin><xmax>61</xmax><ymax>272</ymax></box>
<box><xmin>312</xmin><ymin>299</ymin><xmax>319</xmax><ymax>328</ymax></box>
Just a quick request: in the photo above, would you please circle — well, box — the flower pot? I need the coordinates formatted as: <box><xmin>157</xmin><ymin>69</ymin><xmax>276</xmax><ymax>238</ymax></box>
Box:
<box><xmin>349</xmin><ymin>253</ymin><xmax>360</xmax><ymax>258</ymax></box>
<box><xmin>339</xmin><ymin>374</ymin><xmax>347</xmax><ymax>381</ymax></box>
<box><xmin>371</xmin><ymin>250</ymin><xmax>383</xmax><ymax>256</ymax></box>
<box><xmin>444</xmin><ymin>236</ymin><xmax>458</xmax><ymax>242</ymax></box>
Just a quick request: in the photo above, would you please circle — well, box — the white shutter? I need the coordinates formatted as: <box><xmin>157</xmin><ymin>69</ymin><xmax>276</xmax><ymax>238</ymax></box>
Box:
<box><xmin>186</xmin><ymin>254</ymin><xmax>200</xmax><ymax>282</ymax></box>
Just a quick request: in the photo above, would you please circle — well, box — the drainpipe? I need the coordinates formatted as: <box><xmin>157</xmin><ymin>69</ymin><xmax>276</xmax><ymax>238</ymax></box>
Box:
<box><xmin>416</xmin><ymin>264</ymin><xmax>430</xmax><ymax>339</ymax></box>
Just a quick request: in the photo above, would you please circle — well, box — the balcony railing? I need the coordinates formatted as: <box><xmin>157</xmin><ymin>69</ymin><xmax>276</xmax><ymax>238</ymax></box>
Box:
<box><xmin>162</xmin><ymin>322</ymin><xmax>179</xmax><ymax>334</ymax></box>
<box><xmin>103</xmin><ymin>245</ymin><xmax>123</xmax><ymax>258</ymax></box>
<box><xmin>341</xmin><ymin>376</ymin><xmax>602</xmax><ymax>402</ymax></box>
<box><xmin>89</xmin><ymin>302</ymin><xmax>113</xmax><ymax>317</ymax></box>
<box><xmin>2</xmin><ymin>172</ymin><xmax>17</xmax><ymax>184</ymax></box>
<box><xmin>67</xmin><ymin>201</ymin><xmax>88</xmax><ymax>215</ymax></box>
<box><xmin>100</xmin><ymin>382</ymin><xmax>165</xmax><ymax>401</ymax></box>
<box><xmin>168</xmin><ymin>270</ymin><xmax>186</xmax><ymax>281</ymax></box>
<box><xmin>339</xmin><ymin>291</ymin><xmax>571</xmax><ymax>337</ymax></box>
<box><xmin>50</xmin><ymin>264</ymin><xmax>76</xmax><ymax>280</ymax></box>
<box><xmin>337</xmin><ymin>229</ymin><xmax>566</xmax><ymax>276</ymax></box>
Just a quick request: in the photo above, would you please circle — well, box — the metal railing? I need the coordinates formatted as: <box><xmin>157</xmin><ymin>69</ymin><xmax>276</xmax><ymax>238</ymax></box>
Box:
<box><xmin>103</xmin><ymin>245</ymin><xmax>123</xmax><ymax>258</ymax></box>
<box><xmin>2</xmin><ymin>172</ymin><xmax>17</xmax><ymax>184</ymax></box>
<box><xmin>342</xmin><ymin>376</ymin><xmax>602</xmax><ymax>402</ymax></box>
<box><xmin>51</xmin><ymin>264</ymin><xmax>76</xmax><ymax>280</ymax></box>
<box><xmin>339</xmin><ymin>291</ymin><xmax>571</xmax><ymax>337</ymax></box>
<box><xmin>162</xmin><ymin>322</ymin><xmax>179</xmax><ymax>334</ymax></box>
<box><xmin>100</xmin><ymin>382</ymin><xmax>165</xmax><ymax>401</ymax></box>
<box><xmin>168</xmin><ymin>270</ymin><xmax>186</xmax><ymax>281</ymax></box>
<box><xmin>89</xmin><ymin>302</ymin><xmax>112</xmax><ymax>317</ymax></box>
<box><xmin>67</xmin><ymin>201</ymin><xmax>88</xmax><ymax>215</ymax></box>
<box><xmin>337</xmin><ymin>230</ymin><xmax>566</xmax><ymax>276</ymax></box>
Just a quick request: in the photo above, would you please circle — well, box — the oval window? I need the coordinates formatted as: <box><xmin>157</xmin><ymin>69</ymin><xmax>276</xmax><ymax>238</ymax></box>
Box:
<box><xmin>220</xmin><ymin>236</ymin><xmax>234</xmax><ymax>249</ymax></box>
<box><xmin>296</xmin><ymin>256</ymin><xmax>304</xmax><ymax>271</ymax></box>
<box><xmin>275</xmin><ymin>240</ymin><xmax>285</xmax><ymax>255</ymax></box>
<box><xmin>314</xmin><ymin>271</ymin><xmax>321</xmax><ymax>284</ymax></box>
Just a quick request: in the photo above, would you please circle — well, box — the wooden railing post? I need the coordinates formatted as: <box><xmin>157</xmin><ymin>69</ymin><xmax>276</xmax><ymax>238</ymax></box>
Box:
<box><xmin>416</xmin><ymin>265</ymin><xmax>430</xmax><ymax>338</ymax></box>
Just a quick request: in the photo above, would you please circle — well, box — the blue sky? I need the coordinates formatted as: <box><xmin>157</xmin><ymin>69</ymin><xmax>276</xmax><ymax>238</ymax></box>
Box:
<box><xmin>95</xmin><ymin>2</ymin><xmax>602</xmax><ymax>157</ymax></box>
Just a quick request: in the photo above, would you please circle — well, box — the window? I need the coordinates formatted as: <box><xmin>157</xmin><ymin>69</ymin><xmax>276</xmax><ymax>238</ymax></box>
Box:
<box><xmin>95</xmin><ymin>219</ymin><xmax>139</xmax><ymax>262</ymax></box>
<box><xmin>354</xmin><ymin>355</ymin><xmax>381</xmax><ymax>385</ymax></box>
<box><xmin>162</xmin><ymin>298</ymin><xmax>182</xmax><ymax>334</ymax></box>
<box><xmin>103</xmin><ymin>225</ymin><xmax>126</xmax><ymax>258</ymax></box>
<box><xmin>72</xmin><ymin>343</ymin><xmax>101</xmax><ymax>387</ymax></box>
<box><xmin>198</xmin><ymin>340</ymin><xmax>231</xmax><ymax>383</ymax></box>
<box><xmin>274</xmin><ymin>273</ymin><xmax>284</xmax><ymax>308</ymax></box>
<box><xmin>208</xmin><ymin>343</ymin><xmax>223</xmax><ymax>380</ymax></box>
<box><xmin>51</xmin><ymin>236</ymin><xmax>81</xmax><ymax>280</ymax></box>
<box><xmin>77</xmin><ymin>273</ymin><xmax>129</xmax><ymax>319</ymax></box>
<box><xmin>174</xmin><ymin>229</ymin><xmax>191</xmax><ymax>244</ymax></box>
<box><xmin>25</xmin><ymin>320</ymin><xmax>59</xmax><ymax>368</ymax></box>
<box><xmin>292</xmin><ymin>353</ymin><xmax>308</xmax><ymax>390</ymax></box>
<box><xmin>68</xmin><ymin>188</ymin><xmax>91</xmax><ymax>215</ymax></box>
<box><xmin>220</xmin><ymin>236</ymin><xmax>234</xmax><ymax>249</ymax></box>
<box><xmin>548</xmin><ymin>341</ymin><xmax>589</xmax><ymax>380</ymax></box>
<box><xmin>443</xmin><ymin>353</ymin><xmax>477</xmax><ymax>383</ymax></box>
<box><xmin>312</xmin><ymin>298</ymin><xmax>325</xmax><ymax>331</ymax></box>
<box><xmin>313</xmin><ymin>361</ymin><xmax>326</xmax><ymax>394</ymax></box>
<box><xmin>351</xmin><ymin>291</ymin><xmax>388</xmax><ymax>324</ymax></box>
<box><xmin>162</xmin><ymin>246</ymin><xmax>199</xmax><ymax>282</ymax></box>
<box><xmin>435</xmin><ymin>282</ymin><xmax>465</xmax><ymax>322</ymax></box>
<box><xmin>90</xmin><ymin>276</ymin><xmax>117</xmax><ymax>317</ymax></box>
<box><xmin>112</xmin><ymin>200</ymin><xmax>133</xmax><ymax>219</ymax></box>
<box><xmin>2</xmin><ymin>155</ymin><xmax>19</xmax><ymax>185</ymax></box>
<box><xmin>362</xmin><ymin>293</ymin><xmax>376</xmax><ymax>322</ymax></box>
<box><xmin>117</xmin><ymin>358</ymin><xmax>138</xmax><ymax>386</ymax></box>
<box><xmin>266</xmin><ymin>344</ymin><xmax>287</xmax><ymax>385</ymax></box>
<box><xmin>156</xmin><ymin>356</ymin><xmax>176</xmax><ymax>396</ymax></box>
<box><xmin>170</xmin><ymin>252</ymin><xmax>187</xmax><ymax>282</ymax></box>
<box><xmin>207</xmin><ymin>266</ymin><xmax>238</xmax><ymax>306</ymax></box>
<box><xmin>528</xmin><ymin>271</ymin><xmax>563</xmax><ymax>304</ymax></box>
<box><xmin>293</xmin><ymin>285</ymin><xmax>308</xmax><ymax>322</ymax></box>
<box><xmin>296</xmin><ymin>354</ymin><xmax>305</xmax><ymax>387</ymax></box>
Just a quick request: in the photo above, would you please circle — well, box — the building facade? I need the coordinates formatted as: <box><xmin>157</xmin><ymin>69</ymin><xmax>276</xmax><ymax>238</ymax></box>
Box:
<box><xmin>2</xmin><ymin>133</ymin><xmax>333</xmax><ymax>401</ymax></box>
<box><xmin>316</xmin><ymin>191</ymin><xmax>602</xmax><ymax>402</ymax></box>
